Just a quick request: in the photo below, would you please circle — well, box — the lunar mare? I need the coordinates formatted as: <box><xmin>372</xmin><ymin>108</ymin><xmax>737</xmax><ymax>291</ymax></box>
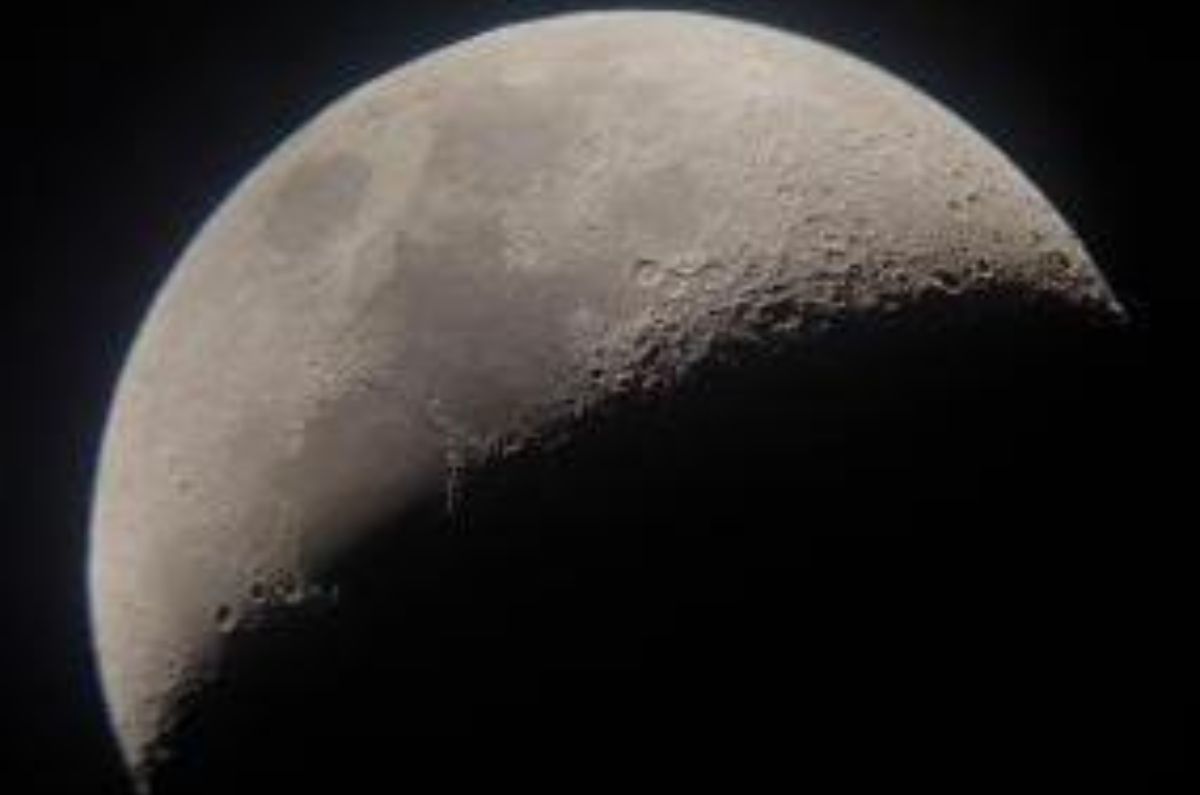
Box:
<box><xmin>89</xmin><ymin>10</ymin><xmax>1121</xmax><ymax>789</ymax></box>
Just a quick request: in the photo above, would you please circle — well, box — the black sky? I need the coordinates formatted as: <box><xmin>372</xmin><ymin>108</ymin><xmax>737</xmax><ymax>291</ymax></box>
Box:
<box><xmin>2</xmin><ymin>2</ymin><xmax>1171</xmax><ymax>792</ymax></box>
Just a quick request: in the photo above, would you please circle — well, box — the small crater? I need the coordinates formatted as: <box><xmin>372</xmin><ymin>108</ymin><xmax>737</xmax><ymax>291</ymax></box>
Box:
<box><xmin>272</xmin><ymin>574</ymin><xmax>299</xmax><ymax>604</ymax></box>
<box><xmin>249</xmin><ymin>581</ymin><xmax>268</xmax><ymax>602</ymax></box>
<box><xmin>931</xmin><ymin>268</ymin><xmax>964</xmax><ymax>293</ymax></box>
<box><xmin>214</xmin><ymin>604</ymin><xmax>236</xmax><ymax>633</ymax></box>
<box><xmin>1042</xmin><ymin>250</ymin><xmax>1074</xmax><ymax>276</ymax></box>
<box><xmin>754</xmin><ymin>298</ymin><xmax>798</xmax><ymax>333</ymax></box>
<box><xmin>632</xmin><ymin>258</ymin><xmax>662</xmax><ymax>288</ymax></box>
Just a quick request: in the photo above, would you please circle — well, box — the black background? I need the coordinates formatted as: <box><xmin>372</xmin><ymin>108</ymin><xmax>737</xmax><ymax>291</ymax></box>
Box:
<box><xmin>1</xmin><ymin>1</ymin><xmax>1171</xmax><ymax>792</ymax></box>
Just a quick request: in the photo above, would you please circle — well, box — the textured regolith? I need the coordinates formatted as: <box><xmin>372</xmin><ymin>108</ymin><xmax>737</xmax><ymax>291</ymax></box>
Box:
<box><xmin>89</xmin><ymin>11</ymin><xmax>1121</xmax><ymax>790</ymax></box>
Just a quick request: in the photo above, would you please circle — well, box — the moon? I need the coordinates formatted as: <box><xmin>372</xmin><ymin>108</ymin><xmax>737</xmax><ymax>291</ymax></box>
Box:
<box><xmin>90</xmin><ymin>10</ymin><xmax>1121</xmax><ymax>791</ymax></box>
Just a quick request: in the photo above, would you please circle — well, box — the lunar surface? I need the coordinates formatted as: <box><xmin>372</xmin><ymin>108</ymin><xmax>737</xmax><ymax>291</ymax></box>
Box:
<box><xmin>90</xmin><ymin>10</ymin><xmax>1122</xmax><ymax>792</ymax></box>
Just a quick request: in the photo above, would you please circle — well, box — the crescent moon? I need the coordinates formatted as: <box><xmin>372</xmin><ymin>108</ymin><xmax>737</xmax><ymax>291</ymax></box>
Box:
<box><xmin>90</xmin><ymin>10</ymin><xmax>1121</xmax><ymax>790</ymax></box>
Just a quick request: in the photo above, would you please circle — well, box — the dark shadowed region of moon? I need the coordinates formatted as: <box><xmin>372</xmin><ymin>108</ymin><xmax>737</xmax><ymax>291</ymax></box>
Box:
<box><xmin>89</xmin><ymin>11</ymin><xmax>1127</xmax><ymax>792</ymax></box>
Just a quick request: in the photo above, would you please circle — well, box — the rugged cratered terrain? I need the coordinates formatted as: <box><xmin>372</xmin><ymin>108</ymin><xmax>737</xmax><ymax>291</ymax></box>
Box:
<box><xmin>90</xmin><ymin>11</ymin><xmax>1122</xmax><ymax>792</ymax></box>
